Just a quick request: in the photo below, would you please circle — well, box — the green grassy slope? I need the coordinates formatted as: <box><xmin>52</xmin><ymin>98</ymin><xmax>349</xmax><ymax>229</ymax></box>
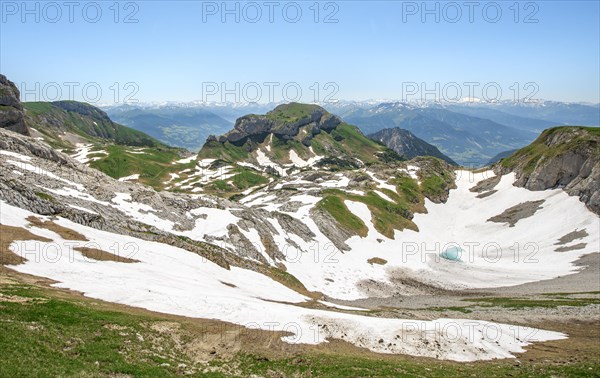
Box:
<box><xmin>88</xmin><ymin>145</ymin><xmax>195</xmax><ymax>189</ymax></box>
<box><xmin>23</xmin><ymin>101</ymin><xmax>165</xmax><ymax>149</ymax></box>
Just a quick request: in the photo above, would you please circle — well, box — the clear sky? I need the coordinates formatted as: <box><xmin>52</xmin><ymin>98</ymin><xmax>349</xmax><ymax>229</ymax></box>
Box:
<box><xmin>1</xmin><ymin>0</ymin><xmax>599</xmax><ymax>104</ymax></box>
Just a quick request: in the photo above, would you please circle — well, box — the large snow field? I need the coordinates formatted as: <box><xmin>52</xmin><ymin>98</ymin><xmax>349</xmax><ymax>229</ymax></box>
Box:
<box><xmin>5</xmin><ymin>147</ymin><xmax>597</xmax><ymax>302</ymax></box>
<box><xmin>338</xmin><ymin>170</ymin><xmax>599</xmax><ymax>293</ymax></box>
<box><xmin>108</xmin><ymin>169</ymin><xmax>599</xmax><ymax>300</ymax></box>
<box><xmin>253</xmin><ymin>170</ymin><xmax>599</xmax><ymax>300</ymax></box>
<box><xmin>1</xmin><ymin>200</ymin><xmax>567</xmax><ymax>361</ymax></box>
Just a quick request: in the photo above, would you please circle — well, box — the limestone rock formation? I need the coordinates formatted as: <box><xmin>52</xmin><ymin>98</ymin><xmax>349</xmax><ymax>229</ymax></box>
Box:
<box><xmin>0</xmin><ymin>74</ymin><xmax>29</xmax><ymax>135</ymax></box>
<box><xmin>209</xmin><ymin>103</ymin><xmax>342</xmax><ymax>146</ymax></box>
<box><xmin>495</xmin><ymin>127</ymin><xmax>600</xmax><ymax>214</ymax></box>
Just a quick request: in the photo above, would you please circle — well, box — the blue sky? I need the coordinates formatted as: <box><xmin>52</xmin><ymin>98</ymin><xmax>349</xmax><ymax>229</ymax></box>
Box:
<box><xmin>1</xmin><ymin>0</ymin><xmax>599</xmax><ymax>104</ymax></box>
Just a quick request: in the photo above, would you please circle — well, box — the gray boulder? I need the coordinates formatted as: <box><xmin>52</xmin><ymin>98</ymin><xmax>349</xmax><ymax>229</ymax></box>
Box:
<box><xmin>0</xmin><ymin>74</ymin><xmax>29</xmax><ymax>136</ymax></box>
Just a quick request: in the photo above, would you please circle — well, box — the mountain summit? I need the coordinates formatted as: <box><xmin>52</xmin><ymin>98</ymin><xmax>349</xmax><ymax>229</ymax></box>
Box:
<box><xmin>209</xmin><ymin>103</ymin><xmax>342</xmax><ymax>145</ymax></box>
<box><xmin>200</xmin><ymin>103</ymin><xmax>402</xmax><ymax>169</ymax></box>
<box><xmin>368</xmin><ymin>127</ymin><xmax>457</xmax><ymax>165</ymax></box>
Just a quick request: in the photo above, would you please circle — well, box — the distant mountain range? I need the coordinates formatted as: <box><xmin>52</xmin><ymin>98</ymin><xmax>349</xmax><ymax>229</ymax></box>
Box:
<box><xmin>103</xmin><ymin>100</ymin><xmax>598</xmax><ymax>166</ymax></box>
<box><xmin>477</xmin><ymin>101</ymin><xmax>600</xmax><ymax>126</ymax></box>
<box><xmin>443</xmin><ymin>105</ymin><xmax>558</xmax><ymax>133</ymax></box>
<box><xmin>115</xmin><ymin>99</ymin><xmax>599</xmax><ymax>126</ymax></box>
<box><xmin>340</xmin><ymin>103</ymin><xmax>538</xmax><ymax>166</ymax></box>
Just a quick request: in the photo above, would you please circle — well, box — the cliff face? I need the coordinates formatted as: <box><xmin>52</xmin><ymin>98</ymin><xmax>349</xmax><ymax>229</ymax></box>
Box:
<box><xmin>496</xmin><ymin>127</ymin><xmax>600</xmax><ymax>214</ymax></box>
<box><xmin>207</xmin><ymin>103</ymin><xmax>342</xmax><ymax>146</ymax></box>
<box><xmin>0</xmin><ymin>74</ymin><xmax>30</xmax><ymax>136</ymax></box>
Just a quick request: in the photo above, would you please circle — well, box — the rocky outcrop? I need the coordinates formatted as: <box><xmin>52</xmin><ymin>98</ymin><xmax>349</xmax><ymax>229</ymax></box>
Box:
<box><xmin>495</xmin><ymin>127</ymin><xmax>600</xmax><ymax>214</ymax></box>
<box><xmin>0</xmin><ymin>74</ymin><xmax>29</xmax><ymax>135</ymax></box>
<box><xmin>413</xmin><ymin>156</ymin><xmax>457</xmax><ymax>204</ymax></box>
<box><xmin>219</xmin><ymin>115</ymin><xmax>275</xmax><ymax>143</ymax></box>
<box><xmin>487</xmin><ymin>200</ymin><xmax>546</xmax><ymax>227</ymax></box>
<box><xmin>226</xmin><ymin>224</ymin><xmax>269</xmax><ymax>264</ymax></box>
<box><xmin>369</xmin><ymin>127</ymin><xmax>457</xmax><ymax>165</ymax></box>
<box><xmin>309</xmin><ymin>206</ymin><xmax>352</xmax><ymax>252</ymax></box>
<box><xmin>208</xmin><ymin>103</ymin><xmax>342</xmax><ymax>145</ymax></box>
<box><xmin>518</xmin><ymin>152</ymin><xmax>599</xmax><ymax>214</ymax></box>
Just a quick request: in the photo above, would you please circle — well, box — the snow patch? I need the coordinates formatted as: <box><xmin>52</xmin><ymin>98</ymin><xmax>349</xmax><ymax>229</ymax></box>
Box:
<box><xmin>118</xmin><ymin>174</ymin><xmax>140</xmax><ymax>182</ymax></box>
<box><xmin>0</xmin><ymin>150</ymin><xmax>32</xmax><ymax>161</ymax></box>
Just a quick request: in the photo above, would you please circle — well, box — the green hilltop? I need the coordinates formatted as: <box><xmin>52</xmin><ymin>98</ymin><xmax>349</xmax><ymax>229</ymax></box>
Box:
<box><xmin>198</xmin><ymin>102</ymin><xmax>402</xmax><ymax>168</ymax></box>
<box><xmin>23</xmin><ymin>101</ymin><xmax>165</xmax><ymax>150</ymax></box>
